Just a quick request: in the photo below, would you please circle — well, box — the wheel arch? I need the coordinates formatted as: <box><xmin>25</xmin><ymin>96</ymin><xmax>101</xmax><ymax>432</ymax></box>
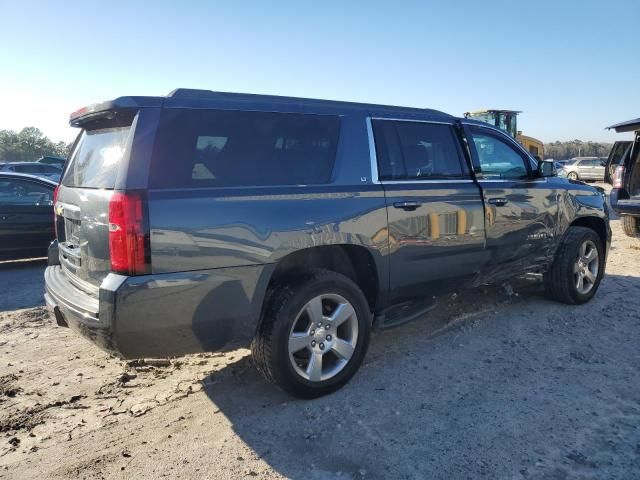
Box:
<box><xmin>265</xmin><ymin>245</ymin><xmax>381</xmax><ymax>313</ymax></box>
<box><xmin>569</xmin><ymin>216</ymin><xmax>608</xmax><ymax>252</ymax></box>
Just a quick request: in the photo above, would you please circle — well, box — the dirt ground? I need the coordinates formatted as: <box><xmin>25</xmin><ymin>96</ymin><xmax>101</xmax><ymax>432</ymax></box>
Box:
<box><xmin>1</xmin><ymin>194</ymin><xmax>639</xmax><ymax>479</ymax></box>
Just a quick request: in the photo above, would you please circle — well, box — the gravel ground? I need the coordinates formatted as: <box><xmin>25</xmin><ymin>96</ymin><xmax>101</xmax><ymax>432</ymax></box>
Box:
<box><xmin>0</xmin><ymin>201</ymin><xmax>639</xmax><ymax>479</ymax></box>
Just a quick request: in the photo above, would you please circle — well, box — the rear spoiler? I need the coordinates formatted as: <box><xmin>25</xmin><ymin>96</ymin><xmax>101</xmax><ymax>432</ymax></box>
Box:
<box><xmin>69</xmin><ymin>96</ymin><xmax>163</xmax><ymax>127</ymax></box>
<box><xmin>606</xmin><ymin>118</ymin><xmax>640</xmax><ymax>133</ymax></box>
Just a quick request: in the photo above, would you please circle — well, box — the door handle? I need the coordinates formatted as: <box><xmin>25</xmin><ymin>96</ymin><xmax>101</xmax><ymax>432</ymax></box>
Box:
<box><xmin>487</xmin><ymin>198</ymin><xmax>508</xmax><ymax>207</ymax></box>
<box><xmin>393</xmin><ymin>201</ymin><xmax>422</xmax><ymax>211</ymax></box>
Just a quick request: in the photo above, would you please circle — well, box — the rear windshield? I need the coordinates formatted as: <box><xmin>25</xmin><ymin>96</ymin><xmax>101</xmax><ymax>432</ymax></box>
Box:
<box><xmin>149</xmin><ymin>109</ymin><xmax>340</xmax><ymax>188</ymax></box>
<box><xmin>62</xmin><ymin>126</ymin><xmax>131</xmax><ymax>188</ymax></box>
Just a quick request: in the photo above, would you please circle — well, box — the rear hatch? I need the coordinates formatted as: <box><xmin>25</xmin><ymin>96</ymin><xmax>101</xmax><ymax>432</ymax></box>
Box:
<box><xmin>606</xmin><ymin>118</ymin><xmax>640</xmax><ymax>196</ymax></box>
<box><xmin>56</xmin><ymin>116</ymin><xmax>134</xmax><ymax>293</ymax></box>
<box><xmin>604</xmin><ymin>141</ymin><xmax>632</xmax><ymax>184</ymax></box>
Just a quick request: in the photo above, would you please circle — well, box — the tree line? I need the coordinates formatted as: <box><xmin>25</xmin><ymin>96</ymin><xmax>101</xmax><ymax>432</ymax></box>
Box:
<box><xmin>0</xmin><ymin>127</ymin><xmax>72</xmax><ymax>162</ymax></box>
<box><xmin>543</xmin><ymin>140</ymin><xmax>612</xmax><ymax>160</ymax></box>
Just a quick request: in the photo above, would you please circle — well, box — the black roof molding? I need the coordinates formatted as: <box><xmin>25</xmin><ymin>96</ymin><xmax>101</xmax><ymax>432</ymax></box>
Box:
<box><xmin>606</xmin><ymin>118</ymin><xmax>640</xmax><ymax>133</ymax></box>
<box><xmin>70</xmin><ymin>88</ymin><xmax>453</xmax><ymax>126</ymax></box>
<box><xmin>165</xmin><ymin>88</ymin><xmax>451</xmax><ymax>117</ymax></box>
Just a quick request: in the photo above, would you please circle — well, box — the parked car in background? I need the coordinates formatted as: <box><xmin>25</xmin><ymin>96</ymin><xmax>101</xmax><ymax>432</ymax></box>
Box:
<box><xmin>0</xmin><ymin>162</ymin><xmax>62</xmax><ymax>182</ymax></box>
<box><xmin>607</xmin><ymin>118</ymin><xmax>640</xmax><ymax>238</ymax></box>
<box><xmin>557</xmin><ymin>157</ymin><xmax>606</xmax><ymax>181</ymax></box>
<box><xmin>45</xmin><ymin>89</ymin><xmax>610</xmax><ymax>398</ymax></box>
<box><xmin>0</xmin><ymin>172</ymin><xmax>57</xmax><ymax>260</ymax></box>
<box><xmin>37</xmin><ymin>155</ymin><xmax>66</xmax><ymax>169</ymax></box>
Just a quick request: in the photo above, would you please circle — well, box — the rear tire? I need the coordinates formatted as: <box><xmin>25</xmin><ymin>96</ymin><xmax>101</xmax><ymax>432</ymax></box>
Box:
<box><xmin>252</xmin><ymin>269</ymin><xmax>371</xmax><ymax>398</ymax></box>
<box><xmin>544</xmin><ymin>226</ymin><xmax>604</xmax><ymax>305</ymax></box>
<box><xmin>621</xmin><ymin>216</ymin><xmax>640</xmax><ymax>238</ymax></box>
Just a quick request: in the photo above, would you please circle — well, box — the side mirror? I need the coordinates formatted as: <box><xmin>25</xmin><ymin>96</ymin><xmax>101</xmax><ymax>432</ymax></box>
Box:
<box><xmin>537</xmin><ymin>159</ymin><xmax>556</xmax><ymax>178</ymax></box>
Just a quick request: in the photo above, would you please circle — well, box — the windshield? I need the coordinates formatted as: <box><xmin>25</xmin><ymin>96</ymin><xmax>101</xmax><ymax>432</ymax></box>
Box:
<box><xmin>62</xmin><ymin>126</ymin><xmax>131</xmax><ymax>188</ymax></box>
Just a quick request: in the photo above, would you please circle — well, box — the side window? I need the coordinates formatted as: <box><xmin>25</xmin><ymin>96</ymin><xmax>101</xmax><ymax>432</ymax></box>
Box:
<box><xmin>469</xmin><ymin>128</ymin><xmax>530</xmax><ymax>180</ymax></box>
<box><xmin>372</xmin><ymin>120</ymin><xmax>466</xmax><ymax>180</ymax></box>
<box><xmin>150</xmin><ymin>109</ymin><xmax>340</xmax><ymax>188</ymax></box>
<box><xmin>0</xmin><ymin>180</ymin><xmax>53</xmax><ymax>205</ymax></box>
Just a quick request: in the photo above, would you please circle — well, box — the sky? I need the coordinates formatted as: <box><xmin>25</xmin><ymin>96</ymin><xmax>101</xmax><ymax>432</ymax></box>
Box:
<box><xmin>0</xmin><ymin>0</ymin><xmax>638</xmax><ymax>144</ymax></box>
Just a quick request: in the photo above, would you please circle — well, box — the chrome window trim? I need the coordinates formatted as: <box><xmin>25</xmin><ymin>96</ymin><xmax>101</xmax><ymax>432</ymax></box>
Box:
<box><xmin>371</xmin><ymin>117</ymin><xmax>453</xmax><ymax>126</ymax></box>
<box><xmin>365</xmin><ymin>117</ymin><xmax>380</xmax><ymax>184</ymax></box>
<box><xmin>381</xmin><ymin>179</ymin><xmax>474</xmax><ymax>185</ymax></box>
<box><xmin>478</xmin><ymin>178</ymin><xmax>548</xmax><ymax>184</ymax></box>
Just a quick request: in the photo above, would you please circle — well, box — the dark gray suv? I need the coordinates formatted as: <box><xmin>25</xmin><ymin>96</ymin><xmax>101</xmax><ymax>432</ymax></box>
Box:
<box><xmin>45</xmin><ymin>89</ymin><xmax>611</xmax><ymax>398</ymax></box>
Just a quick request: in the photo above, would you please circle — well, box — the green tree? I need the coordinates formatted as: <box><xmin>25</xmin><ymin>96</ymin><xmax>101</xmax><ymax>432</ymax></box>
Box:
<box><xmin>544</xmin><ymin>140</ymin><xmax>612</xmax><ymax>160</ymax></box>
<box><xmin>0</xmin><ymin>127</ymin><xmax>71</xmax><ymax>162</ymax></box>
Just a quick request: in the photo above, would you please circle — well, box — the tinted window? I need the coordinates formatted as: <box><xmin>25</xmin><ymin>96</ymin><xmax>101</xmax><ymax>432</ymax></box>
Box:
<box><xmin>150</xmin><ymin>109</ymin><xmax>340</xmax><ymax>188</ymax></box>
<box><xmin>62</xmin><ymin>126</ymin><xmax>131</xmax><ymax>188</ymax></box>
<box><xmin>470</xmin><ymin>128</ymin><xmax>529</xmax><ymax>179</ymax></box>
<box><xmin>373</xmin><ymin>120</ymin><xmax>465</xmax><ymax>180</ymax></box>
<box><xmin>579</xmin><ymin>159</ymin><xmax>596</xmax><ymax>167</ymax></box>
<box><xmin>609</xmin><ymin>142</ymin><xmax>631</xmax><ymax>167</ymax></box>
<box><xmin>0</xmin><ymin>179</ymin><xmax>53</xmax><ymax>205</ymax></box>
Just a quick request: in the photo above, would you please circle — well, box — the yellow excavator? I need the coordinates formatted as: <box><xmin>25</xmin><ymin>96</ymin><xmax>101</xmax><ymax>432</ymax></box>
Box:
<box><xmin>464</xmin><ymin>109</ymin><xmax>544</xmax><ymax>160</ymax></box>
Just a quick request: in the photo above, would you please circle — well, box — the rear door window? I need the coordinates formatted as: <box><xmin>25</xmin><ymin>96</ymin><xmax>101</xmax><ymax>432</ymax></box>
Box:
<box><xmin>149</xmin><ymin>109</ymin><xmax>340</xmax><ymax>188</ymax></box>
<box><xmin>62</xmin><ymin>126</ymin><xmax>132</xmax><ymax>188</ymax></box>
<box><xmin>372</xmin><ymin>120</ymin><xmax>466</xmax><ymax>180</ymax></box>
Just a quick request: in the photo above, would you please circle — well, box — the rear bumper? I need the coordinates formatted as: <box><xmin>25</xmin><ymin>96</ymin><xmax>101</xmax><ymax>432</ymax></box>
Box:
<box><xmin>44</xmin><ymin>263</ymin><xmax>271</xmax><ymax>359</ymax></box>
<box><xmin>610</xmin><ymin>188</ymin><xmax>640</xmax><ymax>216</ymax></box>
<box><xmin>45</xmin><ymin>266</ymin><xmax>125</xmax><ymax>353</ymax></box>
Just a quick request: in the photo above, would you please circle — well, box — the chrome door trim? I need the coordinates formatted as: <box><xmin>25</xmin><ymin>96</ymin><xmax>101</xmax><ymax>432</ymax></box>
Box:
<box><xmin>381</xmin><ymin>179</ymin><xmax>474</xmax><ymax>185</ymax></box>
<box><xmin>478</xmin><ymin>178</ymin><xmax>548</xmax><ymax>184</ymax></box>
<box><xmin>365</xmin><ymin>117</ymin><xmax>380</xmax><ymax>184</ymax></box>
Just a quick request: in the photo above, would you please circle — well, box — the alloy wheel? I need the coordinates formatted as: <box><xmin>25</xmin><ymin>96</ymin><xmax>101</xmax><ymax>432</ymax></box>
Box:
<box><xmin>288</xmin><ymin>294</ymin><xmax>359</xmax><ymax>382</ymax></box>
<box><xmin>574</xmin><ymin>239</ymin><xmax>599</xmax><ymax>294</ymax></box>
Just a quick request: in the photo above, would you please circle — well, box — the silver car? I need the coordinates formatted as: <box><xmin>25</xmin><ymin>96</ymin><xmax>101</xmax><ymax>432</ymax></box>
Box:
<box><xmin>558</xmin><ymin>157</ymin><xmax>607</xmax><ymax>181</ymax></box>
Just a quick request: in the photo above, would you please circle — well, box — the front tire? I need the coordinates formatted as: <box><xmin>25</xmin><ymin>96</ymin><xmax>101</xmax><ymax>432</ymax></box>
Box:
<box><xmin>544</xmin><ymin>226</ymin><xmax>604</xmax><ymax>304</ymax></box>
<box><xmin>252</xmin><ymin>269</ymin><xmax>371</xmax><ymax>398</ymax></box>
<box><xmin>621</xmin><ymin>216</ymin><xmax>640</xmax><ymax>238</ymax></box>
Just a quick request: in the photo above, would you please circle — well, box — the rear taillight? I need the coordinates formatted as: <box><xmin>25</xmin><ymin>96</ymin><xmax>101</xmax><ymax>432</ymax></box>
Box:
<box><xmin>108</xmin><ymin>191</ymin><xmax>150</xmax><ymax>275</ymax></box>
<box><xmin>612</xmin><ymin>165</ymin><xmax>625</xmax><ymax>189</ymax></box>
